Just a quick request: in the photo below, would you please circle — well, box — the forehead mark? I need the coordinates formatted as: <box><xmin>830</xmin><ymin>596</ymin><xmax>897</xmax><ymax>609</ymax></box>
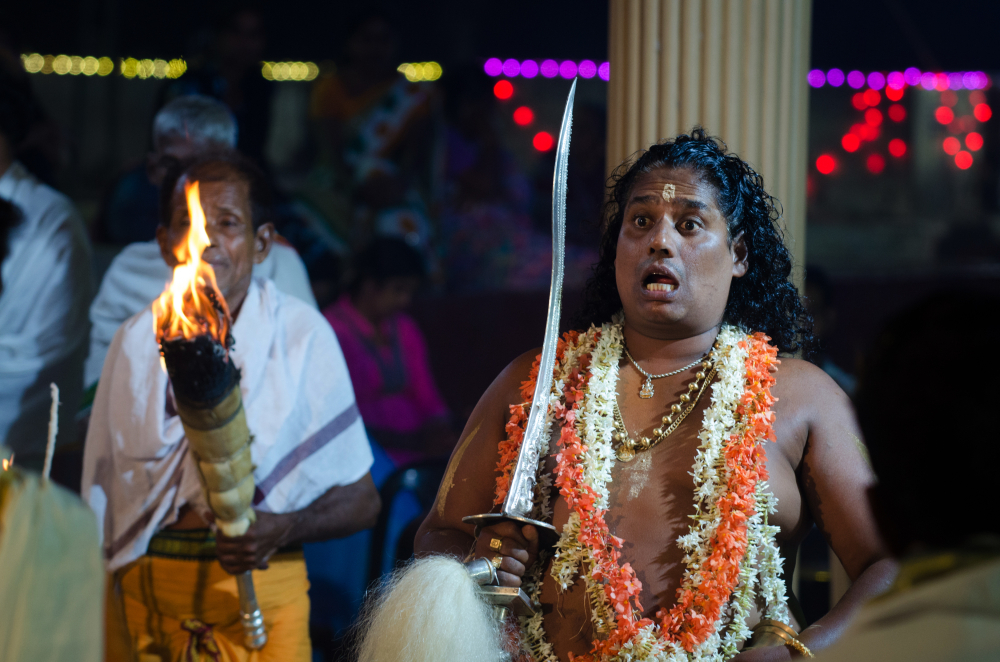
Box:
<box><xmin>661</xmin><ymin>183</ymin><xmax>676</xmax><ymax>201</ymax></box>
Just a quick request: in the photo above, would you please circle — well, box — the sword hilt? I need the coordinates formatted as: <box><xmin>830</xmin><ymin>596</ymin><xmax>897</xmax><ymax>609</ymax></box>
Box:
<box><xmin>235</xmin><ymin>571</ymin><xmax>267</xmax><ymax>650</ymax></box>
<box><xmin>462</xmin><ymin>512</ymin><xmax>559</xmax><ymax>549</ymax></box>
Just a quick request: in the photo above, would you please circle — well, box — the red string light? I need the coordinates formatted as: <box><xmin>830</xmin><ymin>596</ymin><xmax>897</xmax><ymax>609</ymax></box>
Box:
<box><xmin>888</xmin><ymin>104</ymin><xmax>906</xmax><ymax>122</ymax></box>
<box><xmin>513</xmin><ymin>106</ymin><xmax>534</xmax><ymax>126</ymax></box>
<box><xmin>966</xmin><ymin>132</ymin><xmax>984</xmax><ymax>151</ymax></box>
<box><xmin>955</xmin><ymin>150</ymin><xmax>973</xmax><ymax>169</ymax></box>
<box><xmin>533</xmin><ymin>131</ymin><xmax>554</xmax><ymax>151</ymax></box>
<box><xmin>888</xmin><ymin>138</ymin><xmax>907</xmax><ymax>157</ymax></box>
<box><xmin>841</xmin><ymin>134</ymin><xmax>860</xmax><ymax>152</ymax></box>
<box><xmin>493</xmin><ymin>80</ymin><xmax>514</xmax><ymax>100</ymax></box>
<box><xmin>935</xmin><ymin>106</ymin><xmax>955</xmax><ymax>124</ymax></box>
<box><xmin>943</xmin><ymin>136</ymin><xmax>961</xmax><ymax>155</ymax></box>
<box><xmin>866</xmin><ymin>153</ymin><xmax>886</xmax><ymax>174</ymax></box>
<box><xmin>863</xmin><ymin>89</ymin><xmax>881</xmax><ymax>106</ymax></box>
<box><xmin>816</xmin><ymin>154</ymin><xmax>836</xmax><ymax>174</ymax></box>
<box><xmin>974</xmin><ymin>103</ymin><xmax>992</xmax><ymax>122</ymax></box>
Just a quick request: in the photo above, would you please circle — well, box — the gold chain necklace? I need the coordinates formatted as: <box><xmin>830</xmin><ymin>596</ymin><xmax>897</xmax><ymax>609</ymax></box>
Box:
<box><xmin>613</xmin><ymin>356</ymin><xmax>716</xmax><ymax>462</ymax></box>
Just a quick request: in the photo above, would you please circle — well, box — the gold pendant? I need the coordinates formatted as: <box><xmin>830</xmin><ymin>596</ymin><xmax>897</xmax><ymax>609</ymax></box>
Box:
<box><xmin>639</xmin><ymin>378</ymin><xmax>654</xmax><ymax>399</ymax></box>
<box><xmin>616</xmin><ymin>444</ymin><xmax>635</xmax><ymax>462</ymax></box>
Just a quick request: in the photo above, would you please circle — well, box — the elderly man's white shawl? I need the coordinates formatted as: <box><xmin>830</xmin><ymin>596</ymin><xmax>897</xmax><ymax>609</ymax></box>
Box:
<box><xmin>85</xmin><ymin>239</ymin><xmax>317</xmax><ymax>387</ymax></box>
<box><xmin>82</xmin><ymin>278</ymin><xmax>372</xmax><ymax>570</ymax></box>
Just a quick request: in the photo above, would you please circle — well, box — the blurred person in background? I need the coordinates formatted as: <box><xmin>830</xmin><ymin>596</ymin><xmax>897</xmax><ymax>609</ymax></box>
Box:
<box><xmin>815</xmin><ymin>292</ymin><xmax>1000</xmax><ymax>661</ymax></box>
<box><xmin>84</xmin><ymin>99</ymin><xmax>315</xmax><ymax>395</ymax></box>
<box><xmin>805</xmin><ymin>265</ymin><xmax>856</xmax><ymax>395</ymax></box>
<box><xmin>0</xmin><ymin>79</ymin><xmax>91</xmax><ymax>469</ymax></box>
<box><xmin>308</xmin><ymin>11</ymin><xmax>436</xmax><ymax>248</ymax></box>
<box><xmin>93</xmin><ymin>94</ymin><xmax>240</xmax><ymax>245</ymax></box>
<box><xmin>164</xmin><ymin>5</ymin><xmax>273</xmax><ymax>165</ymax></box>
<box><xmin>935</xmin><ymin>219</ymin><xmax>1000</xmax><ymax>267</ymax></box>
<box><xmin>0</xmin><ymin>31</ymin><xmax>64</xmax><ymax>186</ymax></box>
<box><xmin>439</xmin><ymin>67</ymin><xmax>595</xmax><ymax>291</ymax></box>
<box><xmin>324</xmin><ymin>238</ymin><xmax>454</xmax><ymax>464</ymax></box>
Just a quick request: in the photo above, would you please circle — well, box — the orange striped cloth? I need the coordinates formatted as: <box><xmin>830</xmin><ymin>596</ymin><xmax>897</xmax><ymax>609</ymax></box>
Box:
<box><xmin>106</xmin><ymin>548</ymin><xmax>310</xmax><ymax>662</ymax></box>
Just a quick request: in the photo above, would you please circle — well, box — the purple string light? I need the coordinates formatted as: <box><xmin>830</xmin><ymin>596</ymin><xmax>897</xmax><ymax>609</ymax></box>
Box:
<box><xmin>807</xmin><ymin>69</ymin><xmax>825</xmax><ymax>88</ymax></box>
<box><xmin>484</xmin><ymin>58</ymin><xmax>502</xmax><ymax>77</ymax></box>
<box><xmin>484</xmin><ymin>60</ymin><xmax>990</xmax><ymax>91</ymax></box>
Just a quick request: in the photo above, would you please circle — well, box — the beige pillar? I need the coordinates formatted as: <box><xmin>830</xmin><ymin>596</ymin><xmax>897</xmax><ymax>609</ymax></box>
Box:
<box><xmin>607</xmin><ymin>0</ymin><xmax>812</xmax><ymax>284</ymax></box>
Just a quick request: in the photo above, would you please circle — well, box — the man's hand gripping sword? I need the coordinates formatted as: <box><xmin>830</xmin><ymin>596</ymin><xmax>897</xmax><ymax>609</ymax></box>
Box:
<box><xmin>462</xmin><ymin>78</ymin><xmax>576</xmax><ymax>621</ymax></box>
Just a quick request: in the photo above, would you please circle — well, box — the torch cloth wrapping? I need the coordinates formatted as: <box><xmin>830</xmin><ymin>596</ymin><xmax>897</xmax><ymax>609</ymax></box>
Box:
<box><xmin>173</xmin><ymin>383</ymin><xmax>257</xmax><ymax>537</ymax></box>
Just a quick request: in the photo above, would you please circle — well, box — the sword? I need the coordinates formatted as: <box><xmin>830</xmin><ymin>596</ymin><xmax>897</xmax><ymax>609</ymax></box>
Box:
<box><xmin>464</xmin><ymin>78</ymin><xmax>577</xmax><ymax>553</ymax></box>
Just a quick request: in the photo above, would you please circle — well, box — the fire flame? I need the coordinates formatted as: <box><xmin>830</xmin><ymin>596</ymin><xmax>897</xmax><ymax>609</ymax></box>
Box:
<box><xmin>153</xmin><ymin>180</ymin><xmax>231</xmax><ymax>347</ymax></box>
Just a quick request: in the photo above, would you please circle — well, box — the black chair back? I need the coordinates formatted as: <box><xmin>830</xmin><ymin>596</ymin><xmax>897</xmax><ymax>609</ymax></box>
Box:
<box><xmin>366</xmin><ymin>459</ymin><xmax>447</xmax><ymax>586</ymax></box>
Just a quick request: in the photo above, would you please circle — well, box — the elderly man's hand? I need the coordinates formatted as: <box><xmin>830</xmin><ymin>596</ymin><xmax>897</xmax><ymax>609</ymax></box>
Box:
<box><xmin>215</xmin><ymin>511</ymin><xmax>292</xmax><ymax>574</ymax></box>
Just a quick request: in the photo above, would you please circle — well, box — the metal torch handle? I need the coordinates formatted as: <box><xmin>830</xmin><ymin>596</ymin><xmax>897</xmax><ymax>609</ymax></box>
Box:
<box><xmin>235</xmin><ymin>571</ymin><xmax>268</xmax><ymax>650</ymax></box>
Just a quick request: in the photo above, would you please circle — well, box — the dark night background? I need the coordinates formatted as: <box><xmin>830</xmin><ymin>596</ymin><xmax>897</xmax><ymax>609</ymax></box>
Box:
<box><xmin>6</xmin><ymin>0</ymin><xmax>1000</xmax><ymax>70</ymax></box>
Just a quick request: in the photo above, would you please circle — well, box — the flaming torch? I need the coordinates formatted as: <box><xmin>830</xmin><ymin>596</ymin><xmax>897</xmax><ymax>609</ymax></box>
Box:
<box><xmin>153</xmin><ymin>181</ymin><xmax>267</xmax><ymax>650</ymax></box>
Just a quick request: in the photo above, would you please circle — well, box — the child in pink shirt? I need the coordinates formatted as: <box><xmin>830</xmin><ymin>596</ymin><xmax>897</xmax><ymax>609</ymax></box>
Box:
<box><xmin>324</xmin><ymin>239</ymin><xmax>453</xmax><ymax>464</ymax></box>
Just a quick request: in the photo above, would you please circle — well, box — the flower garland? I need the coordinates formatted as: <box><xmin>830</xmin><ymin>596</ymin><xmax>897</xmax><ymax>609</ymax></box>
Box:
<box><xmin>495</xmin><ymin>320</ymin><xmax>788</xmax><ymax>662</ymax></box>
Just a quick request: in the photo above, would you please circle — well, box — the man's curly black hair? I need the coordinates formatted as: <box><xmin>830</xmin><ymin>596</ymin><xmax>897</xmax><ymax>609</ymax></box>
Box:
<box><xmin>577</xmin><ymin>128</ymin><xmax>814</xmax><ymax>356</ymax></box>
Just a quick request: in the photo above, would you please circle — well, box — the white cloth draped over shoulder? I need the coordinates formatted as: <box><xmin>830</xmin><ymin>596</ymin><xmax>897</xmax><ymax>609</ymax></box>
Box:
<box><xmin>82</xmin><ymin>277</ymin><xmax>372</xmax><ymax>571</ymax></box>
<box><xmin>0</xmin><ymin>162</ymin><xmax>91</xmax><ymax>462</ymax></box>
<box><xmin>84</xmin><ymin>239</ymin><xmax>317</xmax><ymax>388</ymax></box>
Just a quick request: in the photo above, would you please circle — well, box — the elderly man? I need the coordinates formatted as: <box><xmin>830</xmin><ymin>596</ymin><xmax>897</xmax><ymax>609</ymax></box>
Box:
<box><xmin>0</xmin><ymin>80</ymin><xmax>91</xmax><ymax>468</ymax></box>
<box><xmin>416</xmin><ymin>131</ymin><xmax>895</xmax><ymax>661</ymax></box>
<box><xmin>82</xmin><ymin>152</ymin><xmax>379</xmax><ymax>661</ymax></box>
<box><xmin>84</xmin><ymin>94</ymin><xmax>315</xmax><ymax>391</ymax></box>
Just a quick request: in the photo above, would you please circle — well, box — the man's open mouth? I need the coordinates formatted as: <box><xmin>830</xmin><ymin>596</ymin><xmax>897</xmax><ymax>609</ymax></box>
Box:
<box><xmin>643</xmin><ymin>273</ymin><xmax>677</xmax><ymax>292</ymax></box>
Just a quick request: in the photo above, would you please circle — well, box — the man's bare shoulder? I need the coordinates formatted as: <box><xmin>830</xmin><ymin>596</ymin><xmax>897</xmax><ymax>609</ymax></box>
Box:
<box><xmin>490</xmin><ymin>348</ymin><xmax>542</xmax><ymax>410</ymax></box>
<box><xmin>769</xmin><ymin>357</ymin><xmax>854</xmax><ymax>454</ymax></box>
<box><xmin>772</xmin><ymin>356</ymin><xmax>850</xmax><ymax>407</ymax></box>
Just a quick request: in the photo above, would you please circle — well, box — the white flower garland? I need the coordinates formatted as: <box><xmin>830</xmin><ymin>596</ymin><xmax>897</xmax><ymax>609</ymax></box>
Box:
<box><xmin>517</xmin><ymin>322</ymin><xmax>790</xmax><ymax>662</ymax></box>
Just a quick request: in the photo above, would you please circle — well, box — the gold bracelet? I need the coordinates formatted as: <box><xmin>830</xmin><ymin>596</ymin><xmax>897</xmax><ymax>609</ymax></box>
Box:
<box><xmin>750</xmin><ymin>620</ymin><xmax>814</xmax><ymax>658</ymax></box>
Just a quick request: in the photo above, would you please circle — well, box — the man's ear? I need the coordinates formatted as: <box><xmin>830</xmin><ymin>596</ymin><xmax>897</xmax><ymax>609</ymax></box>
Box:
<box><xmin>731</xmin><ymin>231</ymin><xmax>748</xmax><ymax>278</ymax></box>
<box><xmin>156</xmin><ymin>224</ymin><xmax>180</xmax><ymax>268</ymax></box>
<box><xmin>253</xmin><ymin>222</ymin><xmax>275</xmax><ymax>265</ymax></box>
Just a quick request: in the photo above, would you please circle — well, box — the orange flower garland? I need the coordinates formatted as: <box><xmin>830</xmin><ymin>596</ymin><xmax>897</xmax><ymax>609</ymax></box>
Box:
<box><xmin>655</xmin><ymin>333</ymin><xmax>778</xmax><ymax>652</ymax></box>
<box><xmin>494</xmin><ymin>331</ymin><xmax>582</xmax><ymax>506</ymax></box>
<box><xmin>494</xmin><ymin>324</ymin><xmax>783</xmax><ymax>661</ymax></box>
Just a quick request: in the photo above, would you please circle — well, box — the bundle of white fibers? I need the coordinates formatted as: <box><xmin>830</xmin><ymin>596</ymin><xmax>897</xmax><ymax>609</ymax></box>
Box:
<box><xmin>356</xmin><ymin>555</ymin><xmax>505</xmax><ymax>662</ymax></box>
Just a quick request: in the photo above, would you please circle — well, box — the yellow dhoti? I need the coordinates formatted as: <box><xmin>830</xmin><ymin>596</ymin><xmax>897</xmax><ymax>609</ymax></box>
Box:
<box><xmin>106</xmin><ymin>530</ymin><xmax>311</xmax><ymax>662</ymax></box>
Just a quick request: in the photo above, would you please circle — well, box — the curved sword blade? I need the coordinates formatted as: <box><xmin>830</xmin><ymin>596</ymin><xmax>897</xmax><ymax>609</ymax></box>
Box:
<box><xmin>502</xmin><ymin>78</ymin><xmax>576</xmax><ymax>518</ymax></box>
